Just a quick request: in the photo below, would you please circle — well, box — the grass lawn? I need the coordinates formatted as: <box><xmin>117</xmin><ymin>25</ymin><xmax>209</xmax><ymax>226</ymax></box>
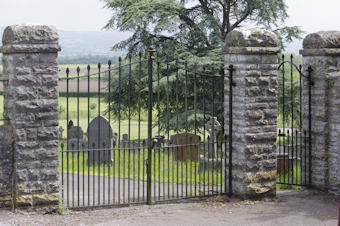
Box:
<box><xmin>59</xmin><ymin>148</ymin><xmax>226</xmax><ymax>186</ymax></box>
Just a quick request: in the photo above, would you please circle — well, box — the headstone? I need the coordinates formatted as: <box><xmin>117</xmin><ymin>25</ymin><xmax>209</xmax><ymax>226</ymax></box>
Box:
<box><xmin>154</xmin><ymin>136</ymin><xmax>165</xmax><ymax>148</ymax></box>
<box><xmin>172</xmin><ymin>132</ymin><xmax>200</xmax><ymax>161</ymax></box>
<box><xmin>204</xmin><ymin>117</ymin><xmax>221</xmax><ymax>158</ymax></box>
<box><xmin>87</xmin><ymin>116</ymin><xmax>116</xmax><ymax>165</ymax></box>
<box><xmin>122</xmin><ymin>134</ymin><xmax>129</xmax><ymax>141</ymax></box>
<box><xmin>58</xmin><ymin>126</ymin><xmax>64</xmax><ymax>140</ymax></box>
<box><xmin>200</xmin><ymin>138</ymin><xmax>216</xmax><ymax>158</ymax></box>
<box><xmin>68</xmin><ymin>126</ymin><xmax>84</xmax><ymax>139</ymax></box>
<box><xmin>122</xmin><ymin>133</ymin><xmax>129</xmax><ymax>147</ymax></box>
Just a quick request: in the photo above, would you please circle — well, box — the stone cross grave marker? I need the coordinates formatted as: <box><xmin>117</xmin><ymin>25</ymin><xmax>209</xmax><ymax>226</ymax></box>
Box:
<box><xmin>87</xmin><ymin>116</ymin><xmax>116</xmax><ymax>165</ymax></box>
<box><xmin>204</xmin><ymin>117</ymin><xmax>221</xmax><ymax>158</ymax></box>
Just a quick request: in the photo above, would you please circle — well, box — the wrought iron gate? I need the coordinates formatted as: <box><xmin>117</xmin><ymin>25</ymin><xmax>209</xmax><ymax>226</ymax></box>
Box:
<box><xmin>59</xmin><ymin>48</ymin><xmax>233</xmax><ymax>208</ymax></box>
<box><xmin>276</xmin><ymin>54</ymin><xmax>312</xmax><ymax>187</ymax></box>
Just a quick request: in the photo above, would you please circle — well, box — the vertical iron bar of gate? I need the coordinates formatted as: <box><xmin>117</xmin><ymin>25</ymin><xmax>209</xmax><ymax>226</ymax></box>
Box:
<box><xmin>175</xmin><ymin>58</ymin><xmax>179</xmax><ymax>199</ymax></box>
<box><xmin>166</xmin><ymin>56</ymin><xmax>170</xmax><ymax>200</ymax></box>
<box><xmin>282</xmin><ymin>55</ymin><xmax>286</xmax><ymax>184</ymax></box>
<box><xmin>77</xmin><ymin>66</ymin><xmax>80</xmax><ymax>207</ymax></box>
<box><xmin>128</xmin><ymin>54</ymin><xmax>132</xmax><ymax>203</ymax></box>
<box><xmin>307</xmin><ymin>66</ymin><xmax>313</xmax><ymax>187</ymax></box>
<box><xmin>290</xmin><ymin>55</ymin><xmax>294</xmax><ymax>185</ymax></box>
<box><xmin>108</xmin><ymin>60</ymin><xmax>112</xmax><ymax>204</ymax></box>
<box><xmin>194</xmin><ymin>64</ymin><xmax>197</xmax><ymax>197</ymax></box>
<box><xmin>86</xmin><ymin>65</ymin><xmax>90</xmax><ymax>206</ymax></box>
<box><xmin>138</xmin><ymin>52</ymin><xmax>142</xmax><ymax>202</ymax></box>
<box><xmin>228</xmin><ymin>65</ymin><xmax>234</xmax><ymax>197</ymax></box>
<box><xmin>211</xmin><ymin>68</ymin><xmax>215</xmax><ymax>195</ymax></box>
<box><xmin>185</xmin><ymin>61</ymin><xmax>188</xmax><ymax>198</ymax></box>
<box><xmin>220</xmin><ymin>66</ymin><xmax>224</xmax><ymax>193</ymax></box>
<box><xmin>147</xmin><ymin>47</ymin><xmax>155</xmax><ymax>205</ymax></box>
<box><xmin>118</xmin><ymin>57</ymin><xmax>122</xmax><ymax>204</ymax></box>
<box><xmin>66</xmin><ymin>68</ymin><xmax>69</xmax><ymax>206</ymax></box>
<box><xmin>203</xmin><ymin>66</ymin><xmax>206</xmax><ymax>196</ymax></box>
<box><xmin>157</xmin><ymin>53</ymin><xmax>161</xmax><ymax>201</ymax></box>
<box><xmin>98</xmin><ymin>63</ymin><xmax>101</xmax><ymax>205</ymax></box>
<box><xmin>299</xmin><ymin>64</ymin><xmax>303</xmax><ymax>185</ymax></box>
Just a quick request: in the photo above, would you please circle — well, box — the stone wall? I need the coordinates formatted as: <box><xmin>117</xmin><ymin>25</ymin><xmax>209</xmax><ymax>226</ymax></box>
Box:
<box><xmin>0</xmin><ymin>25</ymin><xmax>61</xmax><ymax>208</ymax></box>
<box><xmin>328</xmin><ymin>72</ymin><xmax>340</xmax><ymax>195</ymax></box>
<box><xmin>300</xmin><ymin>31</ymin><xmax>340</xmax><ymax>195</ymax></box>
<box><xmin>224</xmin><ymin>28</ymin><xmax>280</xmax><ymax>198</ymax></box>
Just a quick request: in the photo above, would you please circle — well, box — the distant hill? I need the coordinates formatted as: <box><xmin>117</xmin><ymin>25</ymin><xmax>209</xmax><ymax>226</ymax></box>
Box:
<box><xmin>0</xmin><ymin>26</ymin><xmax>301</xmax><ymax>59</ymax></box>
<box><xmin>0</xmin><ymin>26</ymin><xmax>129</xmax><ymax>57</ymax></box>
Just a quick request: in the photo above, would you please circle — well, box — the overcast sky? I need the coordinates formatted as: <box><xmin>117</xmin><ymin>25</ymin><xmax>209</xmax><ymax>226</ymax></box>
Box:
<box><xmin>0</xmin><ymin>0</ymin><xmax>340</xmax><ymax>52</ymax></box>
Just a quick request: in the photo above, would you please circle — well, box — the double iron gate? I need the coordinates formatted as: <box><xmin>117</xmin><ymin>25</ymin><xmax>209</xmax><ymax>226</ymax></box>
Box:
<box><xmin>58</xmin><ymin>51</ymin><xmax>314</xmax><ymax>208</ymax></box>
<box><xmin>59</xmin><ymin>49</ymin><xmax>233</xmax><ymax>208</ymax></box>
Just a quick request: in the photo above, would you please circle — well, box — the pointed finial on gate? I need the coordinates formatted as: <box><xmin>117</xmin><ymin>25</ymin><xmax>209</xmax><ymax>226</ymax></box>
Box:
<box><xmin>148</xmin><ymin>45</ymin><xmax>155</xmax><ymax>53</ymax></box>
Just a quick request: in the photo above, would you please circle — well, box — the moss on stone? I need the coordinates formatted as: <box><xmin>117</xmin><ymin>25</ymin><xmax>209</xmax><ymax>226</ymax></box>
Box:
<box><xmin>253</xmin><ymin>171</ymin><xmax>276</xmax><ymax>183</ymax></box>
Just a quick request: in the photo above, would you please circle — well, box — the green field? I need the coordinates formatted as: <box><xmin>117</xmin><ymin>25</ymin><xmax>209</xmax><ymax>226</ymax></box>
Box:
<box><xmin>59</xmin><ymin>96</ymin><xmax>164</xmax><ymax>141</ymax></box>
<box><xmin>59</xmin><ymin>64</ymin><xmax>111</xmax><ymax>80</ymax></box>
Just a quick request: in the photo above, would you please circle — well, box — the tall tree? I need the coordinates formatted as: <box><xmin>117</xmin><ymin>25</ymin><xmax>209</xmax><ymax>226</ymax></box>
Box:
<box><xmin>102</xmin><ymin>0</ymin><xmax>302</xmax><ymax>54</ymax></box>
<box><xmin>102</xmin><ymin>0</ymin><xmax>303</xmax><ymax>134</ymax></box>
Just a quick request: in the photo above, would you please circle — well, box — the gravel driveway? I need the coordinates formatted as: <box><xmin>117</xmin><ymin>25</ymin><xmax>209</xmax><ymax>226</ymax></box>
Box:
<box><xmin>0</xmin><ymin>189</ymin><xmax>338</xmax><ymax>226</ymax></box>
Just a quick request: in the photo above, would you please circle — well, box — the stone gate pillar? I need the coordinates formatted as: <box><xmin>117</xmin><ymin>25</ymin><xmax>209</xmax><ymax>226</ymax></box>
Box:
<box><xmin>224</xmin><ymin>28</ymin><xmax>280</xmax><ymax>198</ymax></box>
<box><xmin>300</xmin><ymin>31</ymin><xmax>340</xmax><ymax>195</ymax></box>
<box><xmin>1</xmin><ymin>25</ymin><xmax>61</xmax><ymax>207</ymax></box>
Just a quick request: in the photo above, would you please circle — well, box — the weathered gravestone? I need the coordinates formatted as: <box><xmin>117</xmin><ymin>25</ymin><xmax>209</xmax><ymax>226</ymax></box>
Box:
<box><xmin>68</xmin><ymin>125</ymin><xmax>84</xmax><ymax>139</ymax></box>
<box><xmin>199</xmin><ymin>117</ymin><xmax>223</xmax><ymax>172</ymax></box>
<box><xmin>121</xmin><ymin>133</ymin><xmax>129</xmax><ymax>147</ymax></box>
<box><xmin>204</xmin><ymin>117</ymin><xmax>221</xmax><ymax>158</ymax></box>
<box><xmin>87</xmin><ymin>116</ymin><xmax>116</xmax><ymax>165</ymax></box>
<box><xmin>58</xmin><ymin>126</ymin><xmax>64</xmax><ymax>140</ymax></box>
<box><xmin>154</xmin><ymin>136</ymin><xmax>165</xmax><ymax>148</ymax></box>
<box><xmin>172</xmin><ymin>132</ymin><xmax>200</xmax><ymax>161</ymax></box>
<box><xmin>67</xmin><ymin>123</ymin><xmax>87</xmax><ymax>150</ymax></box>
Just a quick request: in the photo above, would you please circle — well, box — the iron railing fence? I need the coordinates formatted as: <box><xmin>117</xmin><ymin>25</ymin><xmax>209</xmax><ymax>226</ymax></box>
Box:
<box><xmin>276</xmin><ymin>54</ymin><xmax>313</xmax><ymax>187</ymax></box>
<box><xmin>0</xmin><ymin>79</ymin><xmax>8</xmax><ymax>125</ymax></box>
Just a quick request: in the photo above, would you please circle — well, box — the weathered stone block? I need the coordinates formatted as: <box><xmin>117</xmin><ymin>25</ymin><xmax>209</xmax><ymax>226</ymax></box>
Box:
<box><xmin>224</xmin><ymin>28</ymin><xmax>279</xmax><ymax>199</ymax></box>
<box><xmin>301</xmin><ymin>31</ymin><xmax>340</xmax><ymax>195</ymax></box>
<box><xmin>0</xmin><ymin>25</ymin><xmax>60</xmax><ymax>209</ymax></box>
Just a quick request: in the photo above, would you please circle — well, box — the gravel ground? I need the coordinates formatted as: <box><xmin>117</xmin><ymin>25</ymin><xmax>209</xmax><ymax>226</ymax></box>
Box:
<box><xmin>0</xmin><ymin>189</ymin><xmax>338</xmax><ymax>226</ymax></box>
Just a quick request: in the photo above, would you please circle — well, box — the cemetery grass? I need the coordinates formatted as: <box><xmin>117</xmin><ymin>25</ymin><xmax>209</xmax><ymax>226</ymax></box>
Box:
<box><xmin>58</xmin><ymin>96</ymin><xmax>224</xmax><ymax>185</ymax></box>
<box><xmin>59</xmin><ymin>150</ymin><xmax>225</xmax><ymax>186</ymax></box>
